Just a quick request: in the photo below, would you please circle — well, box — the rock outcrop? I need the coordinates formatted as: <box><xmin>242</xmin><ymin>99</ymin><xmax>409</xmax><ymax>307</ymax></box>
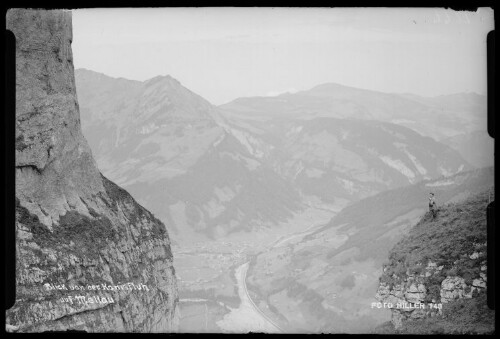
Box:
<box><xmin>376</xmin><ymin>259</ymin><xmax>487</xmax><ymax>329</ymax></box>
<box><xmin>6</xmin><ymin>9</ymin><xmax>179</xmax><ymax>332</ymax></box>
<box><xmin>375</xmin><ymin>189</ymin><xmax>493</xmax><ymax>333</ymax></box>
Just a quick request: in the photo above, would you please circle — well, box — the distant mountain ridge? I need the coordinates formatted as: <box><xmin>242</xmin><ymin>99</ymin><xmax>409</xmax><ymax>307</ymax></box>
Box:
<box><xmin>221</xmin><ymin>114</ymin><xmax>471</xmax><ymax>202</ymax></box>
<box><xmin>441</xmin><ymin>130</ymin><xmax>493</xmax><ymax>168</ymax></box>
<box><xmin>220</xmin><ymin>81</ymin><xmax>487</xmax><ymax>142</ymax></box>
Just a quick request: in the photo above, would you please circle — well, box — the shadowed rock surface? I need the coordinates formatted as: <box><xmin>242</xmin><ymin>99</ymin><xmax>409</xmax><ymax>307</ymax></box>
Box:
<box><xmin>7</xmin><ymin>9</ymin><xmax>178</xmax><ymax>332</ymax></box>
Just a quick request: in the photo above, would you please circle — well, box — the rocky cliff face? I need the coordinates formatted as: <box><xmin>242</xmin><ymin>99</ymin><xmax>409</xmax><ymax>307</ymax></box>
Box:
<box><xmin>374</xmin><ymin>188</ymin><xmax>493</xmax><ymax>334</ymax></box>
<box><xmin>7</xmin><ymin>9</ymin><xmax>178</xmax><ymax>332</ymax></box>
<box><xmin>376</xmin><ymin>258</ymin><xmax>487</xmax><ymax>329</ymax></box>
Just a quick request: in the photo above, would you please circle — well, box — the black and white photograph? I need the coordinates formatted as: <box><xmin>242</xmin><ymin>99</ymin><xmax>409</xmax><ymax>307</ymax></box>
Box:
<box><xmin>5</xmin><ymin>7</ymin><xmax>495</xmax><ymax>334</ymax></box>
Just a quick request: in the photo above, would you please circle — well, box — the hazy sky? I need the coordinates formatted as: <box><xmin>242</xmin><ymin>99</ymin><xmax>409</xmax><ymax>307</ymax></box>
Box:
<box><xmin>72</xmin><ymin>8</ymin><xmax>493</xmax><ymax>105</ymax></box>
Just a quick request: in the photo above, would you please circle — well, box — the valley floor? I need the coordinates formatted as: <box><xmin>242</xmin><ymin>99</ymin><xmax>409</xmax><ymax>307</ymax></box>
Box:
<box><xmin>175</xmin><ymin>205</ymin><xmax>337</xmax><ymax>333</ymax></box>
<box><xmin>216</xmin><ymin>262</ymin><xmax>282</xmax><ymax>333</ymax></box>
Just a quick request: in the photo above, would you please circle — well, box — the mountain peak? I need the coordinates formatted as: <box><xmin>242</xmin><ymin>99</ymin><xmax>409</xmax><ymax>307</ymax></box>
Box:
<box><xmin>145</xmin><ymin>74</ymin><xmax>181</xmax><ymax>87</ymax></box>
<box><xmin>310</xmin><ymin>82</ymin><xmax>352</xmax><ymax>90</ymax></box>
<box><xmin>308</xmin><ymin>82</ymin><xmax>368</xmax><ymax>93</ymax></box>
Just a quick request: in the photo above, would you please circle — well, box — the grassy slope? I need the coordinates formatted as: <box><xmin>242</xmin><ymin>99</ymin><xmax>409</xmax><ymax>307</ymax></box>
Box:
<box><xmin>317</xmin><ymin>167</ymin><xmax>494</xmax><ymax>263</ymax></box>
<box><xmin>376</xmin><ymin>187</ymin><xmax>494</xmax><ymax>334</ymax></box>
<box><xmin>246</xmin><ymin>168</ymin><xmax>493</xmax><ymax>333</ymax></box>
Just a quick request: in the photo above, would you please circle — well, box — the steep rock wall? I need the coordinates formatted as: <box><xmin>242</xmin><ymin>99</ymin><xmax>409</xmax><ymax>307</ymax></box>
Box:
<box><xmin>6</xmin><ymin>9</ymin><xmax>179</xmax><ymax>332</ymax></box>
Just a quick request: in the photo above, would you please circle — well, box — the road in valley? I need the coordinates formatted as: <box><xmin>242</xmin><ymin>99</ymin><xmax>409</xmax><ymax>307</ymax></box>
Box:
<box><xmin>240</xmin><ymin>262</ymin><xmax>285</xmax><ymax>332</ymax></box>
<box><xmin>216</xmin><ymin>262</ymin><xmax>283</xmax><ymax>333</ymax></box>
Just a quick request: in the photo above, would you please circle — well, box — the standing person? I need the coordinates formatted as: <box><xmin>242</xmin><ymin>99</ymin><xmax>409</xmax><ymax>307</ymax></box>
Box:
<box><xmin>429</xmin><ymin>192</ymin><xmax>437</xmax><ymax>218</ymax></box>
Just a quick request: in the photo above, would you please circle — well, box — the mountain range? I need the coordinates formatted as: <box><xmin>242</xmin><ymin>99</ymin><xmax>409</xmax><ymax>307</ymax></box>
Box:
<box><xmin>76</xmin><ymin>69</ymin><xmax>302</xmax><ymax>242</ymax></box>
<box><xmin>219</xmin><ymin>83</ymin><xmax>487</xmax><ymax>142</ymax></box>
<box><xmin>75</xmin><ymin>69</ymin><xmax>486</xmax><ymax>244</ymax></box>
